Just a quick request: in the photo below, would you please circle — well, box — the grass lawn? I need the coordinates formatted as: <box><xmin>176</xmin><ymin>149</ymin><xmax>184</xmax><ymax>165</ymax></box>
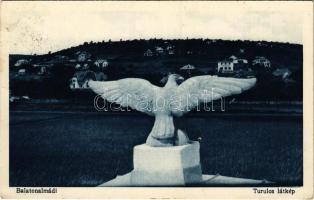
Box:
<box><xmin>9</xmin><ymin>111</ymin><xmax>302</xmax><ymax>187</ymax></box>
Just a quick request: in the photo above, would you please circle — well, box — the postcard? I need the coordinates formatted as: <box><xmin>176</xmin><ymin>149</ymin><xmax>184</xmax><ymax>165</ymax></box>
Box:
<box><xmin>0</xmin><ymin>1</ymin><xmax>313</xmax><ymax>199</ymax></box>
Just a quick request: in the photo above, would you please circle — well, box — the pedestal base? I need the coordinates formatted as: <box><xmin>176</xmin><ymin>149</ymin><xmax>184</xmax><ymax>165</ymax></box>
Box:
<box><xmin>131</xmin><ymin>141</ymin><xmax>202</xmax><ymax>186</ymax></box>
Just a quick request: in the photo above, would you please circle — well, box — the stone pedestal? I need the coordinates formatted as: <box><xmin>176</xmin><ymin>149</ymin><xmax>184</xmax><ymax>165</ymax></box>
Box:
<box><xmin>130</xmin><ymin>141</ymin><xmax>202</xmax><ymax>186</ymax></box>
<box><xmin>99</xmin><ymin>141</ymin><xmax>274</xmax><ymax>186</ymax></box>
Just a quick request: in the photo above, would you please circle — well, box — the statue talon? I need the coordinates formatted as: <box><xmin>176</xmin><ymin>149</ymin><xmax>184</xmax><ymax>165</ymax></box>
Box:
<box><xmin>175</xmin><ymin>129</ymin><xmax>190</xmax><ymax>146</ymax></box>
<box><xmin>146</xmin><ymin>135</ymin><xmax>174</xmax><ymax>147</ymax></box>
<box><xmin>146</xmin><ymin>129</ymin><xmax>190</xmax><ymax>147</ymax></box>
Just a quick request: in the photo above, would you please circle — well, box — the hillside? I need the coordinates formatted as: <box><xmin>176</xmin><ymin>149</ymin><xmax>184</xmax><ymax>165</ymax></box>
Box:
<box><xmin>9</xmin><ymin>39</ymin><xmax>303</xmax><ymax>102</ymax></box>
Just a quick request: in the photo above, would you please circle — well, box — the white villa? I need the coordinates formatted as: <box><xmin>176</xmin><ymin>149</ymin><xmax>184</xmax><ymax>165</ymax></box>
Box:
<box><xmin>217</xmin><ymin>60</ymin><xmax>234</xmax><ymax>73</ymax></box>
<box><xmin>217</xmin><ymin>56</ymin><xmax>248</xmax><ymax>73</ymax></box>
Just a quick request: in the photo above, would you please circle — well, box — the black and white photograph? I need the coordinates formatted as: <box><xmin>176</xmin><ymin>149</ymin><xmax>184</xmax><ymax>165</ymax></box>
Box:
<box><xmin>0</xmin><ymin>1</ymin><xmax>313</xmax><ymax>199</ymax></box>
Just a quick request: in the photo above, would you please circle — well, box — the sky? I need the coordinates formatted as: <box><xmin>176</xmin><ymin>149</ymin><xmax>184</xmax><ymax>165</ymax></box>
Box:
<box><xmin>1</xmin><ymin>1</ymin><xmax>310</xmax><ymax>55</ymax></box>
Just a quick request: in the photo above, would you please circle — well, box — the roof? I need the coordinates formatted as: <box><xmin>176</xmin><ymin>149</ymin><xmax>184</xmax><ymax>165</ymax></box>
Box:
<box><xmin>237</xmin><ymin>59</ymin><xmax>248</xmax><ymax>64</ymax></box>
<box><xmin>254</xmin><ymin>56</ymin><xmax>270</xmax><ymax>61</ymax></box>
<box><xmin>230</xmin><ymin>55</ymin><xmax>237</xmax><ymax>60</ymax></box>
<box><xmin>180</xmin><ymin>64</ymin><xmax>195</xmax><ymax>70</ymax></box>
<box><xmin>155</xmin><ymin>46</ymin><xmax>164</xmax><ymax>50</ymax></box>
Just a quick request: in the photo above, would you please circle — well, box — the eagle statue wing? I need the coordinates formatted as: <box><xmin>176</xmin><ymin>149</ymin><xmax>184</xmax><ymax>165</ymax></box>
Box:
<box><xmin>89</xmin><ymin>79</ymin><xmax>160</xmax><ymax>115</ymax></box>
<box><xmin>171</xmin><ymin>75</ymin><xmax>256</xmax><ymax>116</ymax></box>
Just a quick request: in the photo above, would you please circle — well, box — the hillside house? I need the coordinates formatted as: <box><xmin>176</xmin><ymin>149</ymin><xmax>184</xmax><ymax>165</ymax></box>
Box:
<box><xmin>155</xmin><ymin>47</ymin><xmax>165</xmax><ymax>55</ymax></box>
<box><xmin>168</xmin><ymin>49</ymin><xmax>175</xmax><ymax>55</ymax></box>
<box><xmin>18</xmin><ymin>69</ymin><xmax>26</xmax><ymax>75</ymax></box>
<box><xmin>77</xmin><ymin>51</ymin><xmax>91</xmax><ymax>62</ymax></box>
<box><xmin>94</xmin><ymin>59</ymin><xmax>109</xmax><ymax>68</ymax></box>
<box><xmin>14</xmin><ymin>59</ymin><xmax>30</xmax><ymax>67</ymax></box>
<box><xmin>166</xmin><ymin>45</ymin><xmax>175</xmax><ymax>55</ymax></box>
<box><xmin>144</xmin><ymin>49</ymin><xmax>153</xmax><ymax>57</ymax></box>
<box><xmin>252</xmin><ymin>56</ymin><xmax>271</xmax><ymax>68</ymax></box>
<box><xmin>75</xmin><ymin>64</ymin><xmax>81</xmax><ymax>69</ymax></box>
<box><xmin>38</xmin><ymin>66</ymin><xmax>47</xmax><ymax>75</ymax></box>
<box><xmin>83</xmin><ymin>63</ymin><xmax>89</xmax><ymax>70</ymax></box>
<box><xmin>70</xmin><ymin>77</ymin><xmax>80</xmax><ymax>89</ymax></box>
<box><xmin>217</xmin><ymin>59</ymin><xmax>234</xmax><ymax>73</ymax></box>
<box><xmin>217</xmin><ymin>56</ymin><xmax>248</xmax><ymax>74</ymax></box>
<box><xmin>180</xmin><ymin>64</ymin><xmax>195</xmax><ymax>76</ymax></box>
<box><xmin>234</xmin><ymin>58</ymin><xmax>248</xmax><ymax>67</ymax></box>
<box><xmin>33</xmin><ymin>63</ymin><xmax>52</xmax><ymax>75</ymax></box>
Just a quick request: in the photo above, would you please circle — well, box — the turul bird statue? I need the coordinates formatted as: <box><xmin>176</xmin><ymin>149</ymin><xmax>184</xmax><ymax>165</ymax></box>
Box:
<box><xmin>89</xmin><ymin>74</ymin><xmax>256</xmax><ymax>147</ymax></box>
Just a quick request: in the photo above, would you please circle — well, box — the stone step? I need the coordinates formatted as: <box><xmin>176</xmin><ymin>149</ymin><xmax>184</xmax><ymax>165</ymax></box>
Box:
<box><xmin>99</xmin><ymin>172</ymin><xmax>273</xmax><ymax>187</ymax></box>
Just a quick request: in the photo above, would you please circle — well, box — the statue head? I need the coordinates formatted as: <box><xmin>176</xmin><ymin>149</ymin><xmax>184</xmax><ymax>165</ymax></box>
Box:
<box><xmin>160</xmin><ymin>73</ymin><xmax>185</xmax><ymax>84</ymax></box>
